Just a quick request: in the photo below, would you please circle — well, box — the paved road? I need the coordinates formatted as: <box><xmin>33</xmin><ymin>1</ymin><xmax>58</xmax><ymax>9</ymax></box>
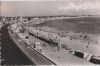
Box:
<box><xmin>1</xmin><ymin>24</ymin><xmax>34</xmax><ymax>65</ymax></box>
<box><xmin>9</xmin><ymin>26</ymin><xmax>56</xmax><ymax>65</ymax></box>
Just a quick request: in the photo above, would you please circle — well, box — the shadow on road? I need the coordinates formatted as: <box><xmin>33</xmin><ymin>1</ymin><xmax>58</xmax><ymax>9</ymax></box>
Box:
<box><xmin>1</xmin><ymin>24</ymin><xmax>34</xmax><ymax>65</ymax></box>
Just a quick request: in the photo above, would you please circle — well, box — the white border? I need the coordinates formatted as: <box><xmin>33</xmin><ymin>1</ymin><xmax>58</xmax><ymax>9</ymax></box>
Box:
<box><xmin>1</xmin><ymin>0</ymin><xmax>65</xmax><ymax>1</ymax></box>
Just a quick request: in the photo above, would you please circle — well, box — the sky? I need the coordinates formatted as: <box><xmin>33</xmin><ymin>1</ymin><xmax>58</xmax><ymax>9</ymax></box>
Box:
<box><xmin>1</xmin><ymin>0</ymin><xmax>100</xmax><ymax>16</ymax></box>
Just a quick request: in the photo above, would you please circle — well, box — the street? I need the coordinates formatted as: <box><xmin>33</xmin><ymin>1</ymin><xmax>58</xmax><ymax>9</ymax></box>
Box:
<box><xmin>1</xmin><ymin>24</ymin><xmax>33</xmax><ymax>65</ymax></box>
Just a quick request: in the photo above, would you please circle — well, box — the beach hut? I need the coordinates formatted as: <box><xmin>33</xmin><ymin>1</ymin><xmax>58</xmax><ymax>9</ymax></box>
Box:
<box><xmin>74</xmin><ymin>50</ymin><xmax>84</xmax><ymax>58</ymax></box>
<box><xmin>90</xmin><ymin>55</ymin><xmax>100</xmax><ymax>64</ymax></box>
<box><xmin>35</xmin><ymin>42</ymin><xmax>42</xmax><ymax>53</ymax></box>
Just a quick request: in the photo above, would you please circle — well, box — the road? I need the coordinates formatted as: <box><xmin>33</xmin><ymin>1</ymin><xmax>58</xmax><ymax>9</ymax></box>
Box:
<box><xmin>8</xmin><ymin>26</ymin><xmax>56</xmax><ymax>65</ymax></box>
<box><xmin>1</xmin><ymin>24</ymin><xmax>34</xmax><ymax>65</ymax></box>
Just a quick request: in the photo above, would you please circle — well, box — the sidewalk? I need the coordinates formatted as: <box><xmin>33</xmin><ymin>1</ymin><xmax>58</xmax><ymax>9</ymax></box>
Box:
<box><xmin>28</xmin><ymin>34</ymin><xmax>93</xmax><ymax>65</ymax></box>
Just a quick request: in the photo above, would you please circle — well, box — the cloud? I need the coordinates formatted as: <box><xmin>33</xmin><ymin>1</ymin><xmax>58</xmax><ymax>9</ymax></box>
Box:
<box><xmin>59</xmin><ymin>2</ymin><xmax>100</xmax><ymax>11</ymax></box>
<box><xmin>1</xmin><ymin>0</ymin><xmax>100</xmax><ymax>16</ymax></box>
<box><xmin>1</xmin><ymin>3</ymin><xmax>13</xmax><ymax>16</ymax></box>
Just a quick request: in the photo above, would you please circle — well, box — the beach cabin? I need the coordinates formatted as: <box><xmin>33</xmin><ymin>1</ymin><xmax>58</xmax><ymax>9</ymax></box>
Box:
<box><xmin>90</xmin><ymin>55</ymin><xmax>100</xmax><ymax>64</ymax></box>
<box><xmin>34</xmin><ymin>42</ymin><xmax>42</xmax><ymax>53</ymax></box>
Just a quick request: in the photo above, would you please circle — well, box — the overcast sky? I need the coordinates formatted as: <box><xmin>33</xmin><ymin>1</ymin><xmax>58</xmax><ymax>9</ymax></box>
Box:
<box><xmin>1</xmin><ymin>0</ymin><xmax>100</xmax><ymax>16</ymax></box>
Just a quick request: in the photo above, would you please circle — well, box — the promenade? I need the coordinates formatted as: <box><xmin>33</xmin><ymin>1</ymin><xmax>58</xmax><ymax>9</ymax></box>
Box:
<box><xmin>1</xmin><ymin>25</ymin><xmax>34</xmax><ymax>65</ymax></box>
